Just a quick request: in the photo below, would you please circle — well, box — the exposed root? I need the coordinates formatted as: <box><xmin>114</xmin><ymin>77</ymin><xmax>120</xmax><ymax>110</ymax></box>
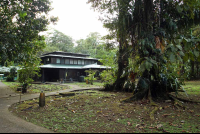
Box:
<box><xmin>150</xmin><ymin>106</ymin><xmax>158</xmax><ymax>120</ymax></box>
<box><xmin>169</xmin><ymin>95</ymin><xmax>186</xmax><ymax>110</ymax></box>
<box><xmin>148</xmin><ymin>89</ymin><xmax>159</xmax><ymax>120</ymax></box>
<box><xmin>174</xmin><ymin>96</ymin><xmax>200</xmax><ymax>103</ymax></box>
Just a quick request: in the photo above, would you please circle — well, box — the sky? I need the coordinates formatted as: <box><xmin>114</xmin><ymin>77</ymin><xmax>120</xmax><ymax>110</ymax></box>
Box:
<box><xmin>47</xmin><ymin>0</ymin><xmax>109</xmax><ymax>41</ymax></box>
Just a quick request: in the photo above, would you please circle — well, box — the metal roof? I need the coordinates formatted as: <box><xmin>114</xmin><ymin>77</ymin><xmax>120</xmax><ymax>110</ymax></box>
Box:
<box><xmin>82</xmin><ymin>64</ymin><xmax>111</xmax><ymax>69</ymax></box>
<box><xmin>40</xmin><ymin>54</ymin><xmax>99</xmax><ymax>60</ymax></box>
<box><xmin>40</xmin><ymin>64</ymin><xmax>110</xmax><ymax>69</ymax></box>
<box><xmin>40</xmin><ymin>64</ymin><xmax>84</xmax><ymax>69</ymax></box>
<box><xmin>42</xmin><ymin>51</ymin><xmax>90</xmax><ymax>57</ymax></box>
<box><xmin>0</xmin><ymin>66</ymin><xmax>20</xmax><ymax>72</ymax></box>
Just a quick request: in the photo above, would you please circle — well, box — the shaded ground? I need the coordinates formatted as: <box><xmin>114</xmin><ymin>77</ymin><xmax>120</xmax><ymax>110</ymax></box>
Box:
<box><xmin>8</xmin><ymin>81</ymin><xmax>200</xmax><ymax>133</ymax></box>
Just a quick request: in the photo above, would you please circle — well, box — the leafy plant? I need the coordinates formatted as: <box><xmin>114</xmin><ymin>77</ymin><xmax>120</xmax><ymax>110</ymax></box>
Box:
<box><xmin>18</xmin><ymin>57</ymin><xmax>41</xmax><ymax>93</ymax></box>
<box><xmin>100</xmin><ymin>70</ymin><xmax>116</xmax><ymax>86</ymax></box>
<box><xmin>84</xmin><ymin>69</ymin><xmax>97</xmax><ymax>85</ymax></box>
<box><xmin>88</xmin><ymin>0</ymin><xmax>200</xmax><ymax>102</ymax></box>
<box><xmin>6</xmin><ymin>67</ymin><xmax>16</xmax><ymax>82</ymax></box>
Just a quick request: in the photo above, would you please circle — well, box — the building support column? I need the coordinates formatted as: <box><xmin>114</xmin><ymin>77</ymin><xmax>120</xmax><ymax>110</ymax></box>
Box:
<box><xmin>42</xmin><ymin>69</ymin><xmax>45</xmax><ymax>83</ymax></box>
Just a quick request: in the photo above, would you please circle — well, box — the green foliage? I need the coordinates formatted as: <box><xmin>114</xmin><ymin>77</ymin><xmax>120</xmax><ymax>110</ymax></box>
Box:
<box><xmin>6</xmin><ymin>67</ymin><xmax>16</xmax><ymax>82</ymax></box>
<box><xmin>6</xmin><ymin>75</ymin><xmax>14</xmax><ymax>82</ymax></box>
<box><xmin>10</xmin><ymin>67</ymin><xmax>16</xmax><ymax>77</ymax></box>
<box><xmin>100</xmin><ymin>70</ymin><xmax>116</xmax><ymax>86</ymax></box>
<box><xmin>84</xmin><ymin>69</ymin><xmax>97</xmax><ymax>85</ymax></box>
<box><xmin>98</xmin><ymin>48</ymin><xmax>118</xmax><ymax>87</ymax></box>
<box><xmin>88</xmin><ymin>0</ymin><xmax>200</xmax><ymax>98</ymax></box>
<box><xmin>0</xmin><ymin>0</ymin><xmax>58</xmax><ymax>65</ymax></box>
<box><xmin>74</xmin><ymin>32</ymin><xmax>103</xmax><ymax>58</ymax></box>
<box><xmin>18</xmin><ymin>57</ymin><xmax>41</xmax><ymax>87</ymax></box>
<box><xmin>43</xmin><ymin>29</ymin><xmax>74</xmax><ymax>54</ymax></box>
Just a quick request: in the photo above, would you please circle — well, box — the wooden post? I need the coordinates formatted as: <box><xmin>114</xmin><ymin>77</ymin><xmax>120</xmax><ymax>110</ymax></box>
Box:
<box><xmin>39</xmin><ymin>92</ymin><xmax>45</xmax><ymax>107</ymax></box>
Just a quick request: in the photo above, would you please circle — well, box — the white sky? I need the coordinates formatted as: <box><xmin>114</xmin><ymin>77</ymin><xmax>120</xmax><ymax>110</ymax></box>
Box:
<box><xmin>47</xmin><ymin>0</ymin><xmax>109</xmax><ymax>41</ymax></box>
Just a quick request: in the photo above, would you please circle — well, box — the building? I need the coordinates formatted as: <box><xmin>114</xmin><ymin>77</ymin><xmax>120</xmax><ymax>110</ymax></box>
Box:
<box><xmin>39</xmin><ymin>51</ymin><xmax>110</xmax><ymax>82</ymax></box>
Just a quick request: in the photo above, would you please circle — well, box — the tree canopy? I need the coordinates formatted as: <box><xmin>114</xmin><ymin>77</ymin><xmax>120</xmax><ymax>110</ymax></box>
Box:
<box><xmin>88</xmin><ymin>0</ymin><xmax>200</xmax><ymax>102</ymax></box>
<box><xmin>0</xmin><ymin>0</ymin><xmax>57</xmax><ymax>65</ymax></box>
<box><xmin>44</xmin><ymin>29</ymin><xmax>74</xmax><ymax>54</ymax></box>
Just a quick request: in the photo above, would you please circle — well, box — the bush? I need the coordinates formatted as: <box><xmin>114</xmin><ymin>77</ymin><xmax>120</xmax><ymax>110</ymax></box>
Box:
<box><xmin>6</xmin><ymin>75</ymin><xmax>14</xmax><ymax>82</ymax></box>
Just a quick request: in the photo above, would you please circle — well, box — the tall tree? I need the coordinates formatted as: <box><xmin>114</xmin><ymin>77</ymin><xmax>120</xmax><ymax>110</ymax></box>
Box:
<box><xmin>88</xmin><ymin>0</ymin><xmax>200</xmax><ymax>102</ymax></box>
<box><xmin>44</xmin><ymin>29</ymin><xmax>75</xmax><ymax>53</ymax></box>
<box><xmin>0</xmin><ymin>0</ymin><xmax>57</xmax><ymax>65</ymax></box>
<box><xmin>74</xmin><ymin>32</ymin><xmax>103</xmax><ymax>57</ymax></box>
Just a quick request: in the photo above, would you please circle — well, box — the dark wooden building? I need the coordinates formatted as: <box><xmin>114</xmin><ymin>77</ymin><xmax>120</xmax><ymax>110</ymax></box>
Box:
<box><xmin>39</xmin><ymin>51</ymin><xmax>109</xmax><ymax>82</ymax></box>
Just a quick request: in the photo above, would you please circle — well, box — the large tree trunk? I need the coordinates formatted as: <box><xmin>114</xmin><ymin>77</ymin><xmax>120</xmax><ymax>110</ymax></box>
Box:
<box><xmin>111</xmin><ymin>0</ymin><xmax>129</xmax><ymax>91</ymax></box>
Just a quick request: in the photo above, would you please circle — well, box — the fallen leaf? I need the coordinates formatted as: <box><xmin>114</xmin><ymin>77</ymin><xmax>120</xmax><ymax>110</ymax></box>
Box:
<box><xmin>136</xmin><ymin>124</ymin><xmax>140</xmax><ymax>128</ymax></box>
<box><xmin>148</xmin><ymin>127</ymin><xmax>155</xmax><ymax>129</ymax></box>
<box><xmin>139</xmin><ymin>126</ymin><xmax>144</xmax><ymax>129</ymax></box>
<box><xmin>162</xmin><ymin>114</ymin><xmax>170</xmax><ymax>117</ymax></box>
<box><xmin>127</xmin><ymin>122</ymin><xmax>132</xmax><ymax>126</ymax></box>
<box><xmin>157</xmin><ymin>124</ymin><xmax>163</xmax><ymax>129</ymax></box>
<box><xmin>188</xmin><ymin>110</ymin><xmax>194</xmax><ymax>113</ymax></box>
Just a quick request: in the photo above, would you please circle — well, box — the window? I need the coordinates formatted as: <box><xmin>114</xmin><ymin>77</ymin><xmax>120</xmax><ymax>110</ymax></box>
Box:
<box><xmin>74</xmin><ymin>59</ymin><xmax>78</xmax><ymax>64</ymax></box>
<box><xmin>65</xmin><ymin>59</ymin><xmax>69</xmax><ymax>64</ymax></box>
<box><xmin>85</xmin><ymin>60</ymin><xmax>92</xmax><ymax>65</ymax></box>
<box><xmin>78</xmin><ymin>60</ymin><xmax>82</xmax><ymax>65</ymax></box>
<box><xmin>56</xmin><ymin>58</ymin><xmax>60</xmax><ymax>64</ymax></box>
<box><xmin>82</xmin><ymin>60</ymin><xmax>85</xmax><ymax>65</ymax></box>
<box><xmin>85</xmin><ymin>60</ymin><xmax>89</xmax><ymax>65</ymax></box>
<box><xmin>70</xmin><ymin>59</ymin><xmax>73</xmax><ymax>64</ymax></box>
<box><xmin>61</xmin><ymin>59</ymin><xmax>64</xmax><ymax>64</ymax></box>
<box><xmin>89</xmin><ymin>60</ymin><xmax>92</xmax><ymax>64</ymax></box>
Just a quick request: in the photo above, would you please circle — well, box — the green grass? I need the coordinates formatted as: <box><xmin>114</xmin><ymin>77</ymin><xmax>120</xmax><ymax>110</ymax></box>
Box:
<box><xmin>8</xmin><ymin>80</ymin><xmax>200</xmax><ymax>133</ymax></box>
<box><xmin>2</xmin><ymin>81</ymin><xmax>71</xmax><ymax>93</ymax></box>
<box><xmin>67</xmin><ymin>82</ymin><xmax>104</xmax><ymax>87</ymax></box>
<box><xmin>2</xmin><ymin>81</ymin><xmax>20</xmax><ymax>89</ymax></box>
<box><xmin>182</xmin><ymin>81</ymin><xmax>200</xmax><ymax>95</ymax></box>
<box><xmin>6</xmin><ymin>80</ymin><xmax>200</xmax><ymax>133</ymax></box>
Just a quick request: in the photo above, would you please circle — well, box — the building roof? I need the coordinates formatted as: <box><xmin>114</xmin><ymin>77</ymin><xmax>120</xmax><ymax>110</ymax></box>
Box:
<box><xmin>40</xmin><ymin>63</ymin><xmax>110</xmax><ymax>69</ymax></box>
<box><xmin>40</xmin><ymin>64</ymin><xmax>84</xmax><ymax>69</ymax></box>
<box><xmin>81</xmin><ymin>63</ymin><xmax>111</xmax><ymax>69</ymax></box>
<box><xmin>0</xmin><ymin>66</ymin><xmax>20</xmax><ymax>73</ymax></box>
<box><xmin>41</xmin><ymin>51</ymin><xmax>90</xmax><ymax>57</ymax></box>
<box><xmin>40</xmin><ymin>54</ymin><xmax>99</xmax><ymax>60</ymax></box>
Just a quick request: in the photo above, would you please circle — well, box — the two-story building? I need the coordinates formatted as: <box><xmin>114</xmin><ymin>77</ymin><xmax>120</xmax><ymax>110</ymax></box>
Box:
<box><xmin>39</xmin><ymin>51</ymin><xmax>109</xmax><ymax>82</ymax></box>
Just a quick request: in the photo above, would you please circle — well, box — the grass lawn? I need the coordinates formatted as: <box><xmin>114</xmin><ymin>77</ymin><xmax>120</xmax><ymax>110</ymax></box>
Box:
<box><xmin>67</xmin><ymin>81</ymin><xmax>104</xmax><ymax>88</ymax></box>
<box><xmin>2</xmin><ymin>81</ymin><xmax>71</xmax><ymax>93</ymax></box>
<box><xmin>8</xmin><ymin>80</ymin><xmax>200</xmax><ymax>133</ymax></box>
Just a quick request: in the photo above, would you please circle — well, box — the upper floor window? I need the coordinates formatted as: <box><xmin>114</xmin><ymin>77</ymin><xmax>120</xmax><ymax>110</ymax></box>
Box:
<box><xmin>61</xmin><ymin>59</ymin><xmax>65</xmax><ymax>64</ymax></box>
<box><xmin>70</xmin><ymin>59</ymin><xmax>73</xmax><ymax>64</ymax></box>
<box><xmin>56</xmin><ymin>58</ymin><xmax>60</xmax><ymax>64</ymax></box>
<box><xmin>65</xmin><ymin>59</ymin><xmax>69</xmax><ymax>64</ymax></box>
<box><xmin>78</xmin><ymin>60</ymin><xmax>82</xmax><ymax>65</ymax></box>
<box><xmin>85</xmin><ymin>60</ymin><xmax>92</xmax><ymax>65</ymax></box>
<box><xmin>74</xmin><ymin>59</ymin><xmax>78</xmax><ymax>64</ymax></box>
